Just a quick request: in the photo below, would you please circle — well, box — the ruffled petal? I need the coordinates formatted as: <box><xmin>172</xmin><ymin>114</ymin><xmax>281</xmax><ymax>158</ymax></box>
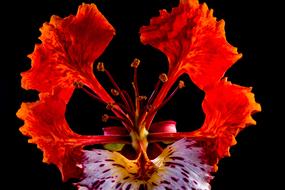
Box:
<box><xmin>17</xmin><ymin>87</ymin><xmax>131</xmax><ymax>181</ymax></box>
<box><xmin>21</xmin><ymin>3</ymin><xmax>115</xmax><ymax>103</ymax></box>
<box><xmin>75</xmin><ymin>138</ymin><xmax>216</xmax><ymax>190</ymax></box>
<box><xmin>140</xmin><ymin>0</ymin><xmax>241</xmax><ymax>90</ymax></box>
<box><xmin>196</xmin><ymin>79</ymin><xmax>261</xmax><ymax>159</ymax></box>
<box><xmin>17</xmin><ymin>87</ymin><xmax>83</xmax><ymax>181</ymax></box>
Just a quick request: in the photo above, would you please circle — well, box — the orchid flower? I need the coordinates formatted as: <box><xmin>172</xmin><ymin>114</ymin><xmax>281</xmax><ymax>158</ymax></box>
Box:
<box><xmin>17</xmin><ymin>0</ymin><xmax>261</xmax><ymax>189</ymax></box>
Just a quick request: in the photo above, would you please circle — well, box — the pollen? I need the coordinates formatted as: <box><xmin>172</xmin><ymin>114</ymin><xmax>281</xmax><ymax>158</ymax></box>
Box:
<box><xmin>131</xmin><ymin>58</ymin><xmax>141</xmax><ymax>68</ymax></box>
<box><xmin>106</xmin><ymin>103</ymin><xmax>114</xmax><ymax>110</ymax></box>
<box><xmin>159</xmin><ymin>73</ymin><xmax>168</xmax><ymax>82</ymax></box>
<box><xmin>102</xmin><ymin>114</ymin><xmax>109</xmax><ymax>122</ymax></box>
<box><xmin>111</xmin><ymin>89</ymin><xmax>120</xmax><ymax>96</ymax></box>
<box><xmin>138</xmin><ymin>96</ymin><xmax>147</xmax><ymax>101</ymax></box>
<box><xmin>97</xmin><ymin>62</ymin><xmax>105</xmax><ymax>72</ymax></box>
<box><xmin>178</xmin><ymin>80</ymin><xmax>185</xmax><ymax>89</ymax></box>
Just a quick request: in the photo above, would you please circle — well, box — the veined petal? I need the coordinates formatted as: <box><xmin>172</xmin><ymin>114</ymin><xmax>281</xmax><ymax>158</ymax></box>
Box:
<box><xmin>17</xmin><ymin>87</ymin><xmax>131</xmax><ymax>181</ymax></box>
<box><xmin>75</xmin><ymin>138</ymin><xmax>216</xmax><ymax>190</ymax></box>
<box><xmin>17</xmin><ymin>4</ymin><xmax>122</xmax><ymax>181</ymax></box>
<box><xmin>17</xmin><ymin>87</ymin><xmax>83</xmax><ymax>181</ymax></box>
<box><xmin>196</xmin><ymin>79</ymin><xmax>261</xmax><ymax>159</ymax></box>
<box><xmin>148</xmin><ymin>79</ymin><xmax>260</xmax><ymax>171</ymax></box>
<box><xmin>140</xmin><ymin>0</ymin><xmax>241</xmax><ymax>90</ymax></box>
<box><xmin>21</xmin><ymin>3</ymin><xmax>115</xmax><ymax>103</ymax></box>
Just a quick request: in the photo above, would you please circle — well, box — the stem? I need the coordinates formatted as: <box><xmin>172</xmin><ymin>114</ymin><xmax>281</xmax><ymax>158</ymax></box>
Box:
<box><xmin>133</xmin><ymin>67</ymin><xmax>140</xmax><ymax>118</ymax></box>
<box><xmin>145</xmin><ymin>73</ymin><xmax>178</xmax><ymax>130</ymax></box>
<box><xmin>81</xmin><ymin>86</ymin><xmax>106</xmax><ymax>104</ymax></box>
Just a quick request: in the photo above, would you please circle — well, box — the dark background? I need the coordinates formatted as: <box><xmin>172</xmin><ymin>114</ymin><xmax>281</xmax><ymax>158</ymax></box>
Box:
<box><xmin>3</xmin><ymin>0</ymin><xmax>282</xmax><ymax>189</ymax></box>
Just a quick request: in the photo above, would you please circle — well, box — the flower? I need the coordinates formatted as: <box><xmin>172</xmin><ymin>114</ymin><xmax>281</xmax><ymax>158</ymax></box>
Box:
<box><xmin>17</xmin><ymin>1</ymin><xmax>261</xmax><ymax>189</ymax></box>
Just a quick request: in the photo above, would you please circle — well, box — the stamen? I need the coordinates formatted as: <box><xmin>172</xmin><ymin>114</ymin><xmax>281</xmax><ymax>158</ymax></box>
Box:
<box><xmin>147</xmin><ymin>80</ymin><xmax>161</xmax><ymax>106</ymax></box>
<box><xmin>74</xmin><ymin>82</ymin><xmax>105</xmax><ymax>104</ymax></box>
<box><xmin>154</xmin><ymin>80</ymin><xmax>185</xmax><ymax>112</ymax></box>
<box><xmin>97</xmin><ymin>62</ymin><xmax>105</xmax><ymax>72</ymax></box>
<box><xmin>138</xmin><ymin>96</ymin><xmax>147</xmax><ymax>101</ymax></box>
<box><xmin>159</xmin><ymin>73</ymin><xmax>168</xmax><ymax>83</ymax></box>
<box><xmin>178</xmin><ymin>80</ymin><xmax>185</xmax><ymax>89</ymax></box>
<box><xmin>102</xmin><ymin>114</ymin><xmax>122</xmax><ymax>123</ymax></box>
<box><xmin>102</xmin><ymin>114</ymin><xmax>109</xmax><ymax>122</ymax></box>
<box><xmin>97</xmin><ymin>62</ymin><xmax>132</xmax><ymax>113</ymax></box>
<box><xmin>131</xmin><ymin>58</ymin><xmax>141</xmax><ymax>117</ymax></box>
<box><xmin>122</xmin><ymin>90</ymin><xmax>135</xmax><ymax>113</ymax></box>
<box><xmin>130</xmin><ymin>58</ymin><xmax>140</xmax><ymax>68</ymax></box>
<box><xmin>106</xmin><ymin>103</ymin><xmax>114</xmax><ymax>110</ymax></box>
<box><xmin>111</xmin><ymin>89</ymin><xmax>119</xmax><ymax>96</ymax></box>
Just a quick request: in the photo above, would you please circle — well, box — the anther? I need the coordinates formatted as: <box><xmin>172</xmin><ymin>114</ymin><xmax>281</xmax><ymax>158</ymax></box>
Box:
<box><xmin>102</xmin><ymin>114</ymin><xmax>109</xmax><ymax>122</ymax></box>
<box><xmin>131</xmin><ymin>58</ymin><xmax>140</xmax><ymax>68</ymax></box>
<box><xmin>159</xmin><ymin>73</ymin><xmax>168</xmax><ymax>83</ymax></box>
<box><xmin>178</xmin><ymin>80</ymin><xmax>185</xmax><ymax>89</ymax></box>
<box><xmin>111</xmin><ymin>89</ymin><xmax>120</xmax><ymax>96</ymax></box>
<box><xmin>106</xmin><ymin>103</ymin><xmax>114</xmax><ymax>110</ymax></box>
<box><xmin>73</xmin><ymin>81</ymin><xmax>83</xmax><ymax>88</ymax></box>
<box><xmin>138</xmin><ymin>96</ymin><xmax>147</xmax><ymax>101</ymax></box>
<box><xmin>97</xmin><ymin>62</ymin><xmax>105</xmax><ymax>72</ymax></box>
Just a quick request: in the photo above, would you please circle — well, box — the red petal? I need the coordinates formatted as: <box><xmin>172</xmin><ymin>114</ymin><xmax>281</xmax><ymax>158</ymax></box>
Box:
<box><xmin>17</xmin><ymin>4</ymin><xmax>132</xmax><ymax>182</ymax></box>
<box><xmin>22</xmin><ymin>3</ymin><xmax>115</xmax><ymax>103</ymax></box>
<box><xmin>140</xmin><ymin>0</ymin><xmax>241</xmax><ymax>90</ymax></box>
<box><xmin>17</xmin><ymin>87</ymin><xmax>83</xmax><ymax>181</ymax></box>
<box><xmin>149</xmin><ymin>79</ymin><xmax>260</xmax><ymax>170</ymax></box>
<box><xmin>197</xmin><ymin>79</ymin><xmax>261</xmax><ymax>158</ymax></box>
<box><xmin>17</xmin><ymin>87</ymin><xmax>131</xmax><ymax>181</ymax></box>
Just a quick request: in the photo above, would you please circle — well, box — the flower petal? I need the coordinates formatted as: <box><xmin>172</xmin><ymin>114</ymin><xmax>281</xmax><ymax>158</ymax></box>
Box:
<box><xmin>196</xmin><ymin>79</ymin><xmax>261</xmax><ymax>159</ymax></box>
<box><xmin>21</xmin><ymin>3</ymin><xmax>115</xmax><ymax>103</ymax></box>
<box><xmin>140</xmin><ymin>0</ymin><xmax>241</xmax><ymax>90</ymax></box>
<box><xmin>17</xmin><ymin>87</ymin><xmax>83</xmax><ymax>181</ymax></box>
<box><xmin>75</xmin><ymin>138</ymin><xmax>216</xmax><ymax>189</ymax></box>
<box><xmin>17</xmin><ymin>87</ymin><xmax>131</xmax><ymax>181</ymax></box>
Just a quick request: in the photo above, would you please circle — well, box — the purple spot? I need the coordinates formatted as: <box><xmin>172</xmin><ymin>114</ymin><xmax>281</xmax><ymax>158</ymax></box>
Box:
<box><xmin>164</xmin><ymin>161</ymin><xmax>184</xmax><ymax>167</ymax></box>
<box><xmin>165</xmin><ymin>187</ymin><xmax>172</xmax><ymax>190</ymax></box>
<box><xmin>181</xmin><ymin>172</ymin><xmax>188</xmax><ymax>178</ymax></box>
<box><xmin>181</xmin><ymin>186</ymin><xmax>187</xmax><ymax>190</ymax></box>
<box><xmin>123</xmin><ymin>176</ymin><xmax>130</xmax><ymax>180</ymax></box>
<box><xmin>105</xmin><ymin>159</ymin><xmax>114</xmax><ymax>162</ymax></box>
<box><xmin>115</xmin><ymin>183</ymin><xmax>122</xmax><ymax>189</ymax></box>
<box><xmin>183</xmin><ymin>178</ymin><xmax>189</xmax><ymax>183</ymax></box>
<box><xmin>169</xmin><ymin>156</ymin><xmax>184</xmax><ymax>161</ymax></box>
<box><xmin>99</xmin><ymin>164</ymin><xmax>105</xmax><ymax>167</ymax></box>
<box><xmin>200</xmin><ymin>167</ymin><xmax>206</xmax><ymax>172</ymax></box>
<box><xmin>171</xmin><ymin>176</ymin><xmax>178</xmax><ymax>182</ymax></box>
<box><xmin>102</xmin><ymin>169</ymin><xmax>111</xmax><ymax>173</ymax></box>
<box><xmin>126</xmin><ymin>184</ymin><xmax>132</xmax><ymax>190</ymax></box>
<box><xmin>139</xmin><ymin>184</ymin><xmax>147</xmax><ymax>190</ymax></box>
<box><xmin>93</xmin><ymin>180</ymin><xmax>105</xmax><ymax>189</ymax></box>
<box><xmin>182</xmin><ymin>168</ymin><xmax>190</xmax><ymax>174</ymax></box>
<box><xmin>152</xmin><ymin>182</ymin><xmax>158</xmax><ymax>186</ymax></box>
<box><xmin>112</xmin><ymin>163</ymin><xmax>125</xmax><ymax>168</ymax></box>
<box><xmin>161</xmin><ymin>180</ymin><xmax>170</xmax><ymax>185</ymax></box>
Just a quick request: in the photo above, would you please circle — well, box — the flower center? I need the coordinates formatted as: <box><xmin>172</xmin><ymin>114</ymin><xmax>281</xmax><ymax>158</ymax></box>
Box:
<box><xmin>74</xmin><ymin>58</ymin><xmax>185</xmax><ymax>159</ymax></box>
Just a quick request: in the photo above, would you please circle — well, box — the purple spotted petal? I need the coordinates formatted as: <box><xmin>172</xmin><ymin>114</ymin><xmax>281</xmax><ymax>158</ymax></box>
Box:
<box><xmin>75</xmin><ymin>138</ymin><xmax>215</xmax><ymax>190</ymax></box>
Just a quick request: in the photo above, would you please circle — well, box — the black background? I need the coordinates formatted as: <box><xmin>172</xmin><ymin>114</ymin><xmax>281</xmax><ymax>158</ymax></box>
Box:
<box><xmin>3</xmin><ymin>0</ymin><xmax>282</xmax><ymax>189</ymax></box>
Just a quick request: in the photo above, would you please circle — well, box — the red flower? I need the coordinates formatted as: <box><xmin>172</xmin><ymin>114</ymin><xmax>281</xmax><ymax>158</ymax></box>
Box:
<box><xmin>17</xmin><ymin>1</ymin><xmax>261</xmax><ymax>189</ymax></box>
